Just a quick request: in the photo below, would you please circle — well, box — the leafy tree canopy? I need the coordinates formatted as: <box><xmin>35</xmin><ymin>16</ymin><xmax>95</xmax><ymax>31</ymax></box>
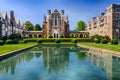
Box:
<box><xmin>34</xmin><ymin>24</ymin><xmax>42</xmax><ymax>31</ymax></box>
<box><xmin>25</xmin><ymin>21</ymin><xmax>34</xmax><ymax>31</ymax></box>
<box><xmin>75</xmin><ymin>20</ymin><xmax>86</xmax><ymax>31</ymax></box>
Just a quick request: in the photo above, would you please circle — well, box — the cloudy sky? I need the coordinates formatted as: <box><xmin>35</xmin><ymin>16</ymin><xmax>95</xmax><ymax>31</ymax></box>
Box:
<box><xmin>0</xmin><ymin>0</ymin><xmax>120</xmax><ymax>30</ymax></box>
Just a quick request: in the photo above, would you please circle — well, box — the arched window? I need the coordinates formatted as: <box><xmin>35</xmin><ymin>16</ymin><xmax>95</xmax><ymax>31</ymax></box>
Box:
<box><xmin>55</xmin><ymin>16</ymin><xmax>57</xmax><ymax>26</ymax></box>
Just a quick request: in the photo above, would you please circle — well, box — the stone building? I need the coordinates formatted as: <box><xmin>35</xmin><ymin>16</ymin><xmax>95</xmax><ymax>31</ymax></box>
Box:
<box><xmin>0</xmin><ymin>11</ymin><xmax>25</xmax><ymax>39</ymax></box>
<box><xmin>24</xmin><ymin>9</ymin><xmax>89</xmax><ymax>38</ymax></box>
<box><xmin>42</xmin><ymin>9</ymin><xmax>69</xmax><ymax>38</ymax></box>
<box><xmin>86</xmin><ymin>4</ymin><xmax>120</xmax><ymax>39</ymax></box>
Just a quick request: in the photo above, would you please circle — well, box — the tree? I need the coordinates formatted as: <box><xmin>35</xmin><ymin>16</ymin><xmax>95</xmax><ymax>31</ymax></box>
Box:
<box><xmin>75</xmin><ymin>20</ymin><xmax>86</xmax><ymax>31</ymax></box>
<box><xmin>34</xmin><ymin>24</ymin><xmax>42</xmax><ymax>31</ymax></box>
<box><xmin>25</xmin><ymin>21</ymin><xmax>34</xmax><ymax>31</ymax></box>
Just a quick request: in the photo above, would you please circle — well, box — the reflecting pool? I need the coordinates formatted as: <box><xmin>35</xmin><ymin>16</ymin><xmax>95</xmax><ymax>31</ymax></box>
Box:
<box><xmin>0</xmin><ymin>46</ymin><xmax>120</xmax><ymax>80</ymax></box>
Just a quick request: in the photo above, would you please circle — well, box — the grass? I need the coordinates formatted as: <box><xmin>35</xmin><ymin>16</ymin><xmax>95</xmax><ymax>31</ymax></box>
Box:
<box><xmin>0</xmin><ymin>42</ymin><xmax>37</xmax><ymax>55</ymax></box>
<box><xmin>79</xmin><ymin>42</ymin><xmax>120</xmax><ymax>52</ymax></box>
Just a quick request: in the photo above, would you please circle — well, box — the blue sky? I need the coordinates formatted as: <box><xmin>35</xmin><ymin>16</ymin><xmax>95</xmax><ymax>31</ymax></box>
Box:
<box><xmin>0</xmin><ymin>0</ymin><xmax>120</xmax><ymax>30</ymax></box>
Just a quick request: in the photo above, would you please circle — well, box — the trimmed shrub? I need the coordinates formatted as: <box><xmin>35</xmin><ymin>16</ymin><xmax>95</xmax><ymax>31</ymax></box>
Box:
<box><xmin>37</xmin><ymin>39</ymin><xmax>42</xmax><ymax>43</ymax></box>
<box><xmin>0</xmin><ymin>40</ymin><xmax>4</xmax><ymax>46</ymax></box>
<box><xmin>23</xmin><ymin>40</ymin><xmax>27</xmax><ymax>44</ymax></box>
<box><xmin>48</xmin><ymin>35</ymin><xmax>53</xmax><ymax>38</ymax></box>
<box><xmin>55</xmin><ymin>39</ymin><xmax>61</xmax><ymax>43</ymax></box>
<box><xmin>60</xmin><ymin>35</ymin><xmax>64</xmax><ymax>38</ymax></box>
<box><xmin>13</xmin><ymin>40</ymin><xmax>18</xmax><ymax>44</ymax></box>
<box><xmin>95</xmin><ymin>39</ymin><xmax>101</xmax><ymax>43</ymax></box>
<box><xmin>111</xmin><ymin>39</ymin><xmax>118</xmax><ymax>45</ymax></box>
<box><xmin>71</xmin><ymin>39</ymin><xmax>77</xmax><ymax>43</ymax></box>
<box><xmin>6</xmin><ymin>40</ymin><xmax>13</xmax><ymax>44</ymax></box>
<box><xmin>101</xmin><ymin>39</ymin><xmax>108</xmax><ymax>44</ymax></box>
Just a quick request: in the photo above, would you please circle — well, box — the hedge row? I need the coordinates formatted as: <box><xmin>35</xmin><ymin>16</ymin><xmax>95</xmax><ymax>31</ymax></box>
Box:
<box><xmin>95</xmin><ymin>39</ymin><xmax>118</xmax><ymax>45</ymax></box>
<box><xmin>0</xmin><ymin>40</ymin><xmax>19</xmax><ymax>45</ymax></box>
<box><xmin>23</xmin><ymin>38</ymin><xmax>92</xmax><ymax>43</ymax></box>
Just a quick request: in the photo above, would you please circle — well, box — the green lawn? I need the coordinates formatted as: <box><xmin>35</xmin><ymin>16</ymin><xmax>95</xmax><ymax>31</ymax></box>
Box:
<box><xmin>0</xmin><ymin>43</ymin><xmax>37</xmax><ymax>55</ymax></box>
<box><xmin>79</xmin><ymin>42</ymin><xmax>120</xmax><ymax>52</ymax></box>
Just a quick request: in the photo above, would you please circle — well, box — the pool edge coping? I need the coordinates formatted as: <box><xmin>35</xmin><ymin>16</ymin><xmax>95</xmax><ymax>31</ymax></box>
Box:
<box><xmin>0</xmin><ymin>44</ymin><xmax>38</xmax><ymax>59</ymax></box>
<box><xmin>77</xmin><ymin>44</ymin><xmax>120</xmax><ymax>56</ymax></box>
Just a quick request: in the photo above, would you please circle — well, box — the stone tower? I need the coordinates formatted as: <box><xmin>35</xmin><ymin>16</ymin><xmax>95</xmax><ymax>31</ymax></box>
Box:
<box><xmin>42</xmin><ymin>9</ymin><xmax>69</xmax><ymax>38</ymax></box>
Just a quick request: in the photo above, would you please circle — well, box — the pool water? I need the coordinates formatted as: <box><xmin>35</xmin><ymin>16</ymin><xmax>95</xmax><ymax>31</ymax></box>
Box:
<box><xmin>0</xmin><ymin>46</ymin><xmax>120</xmax><ymax>80</ymax></box>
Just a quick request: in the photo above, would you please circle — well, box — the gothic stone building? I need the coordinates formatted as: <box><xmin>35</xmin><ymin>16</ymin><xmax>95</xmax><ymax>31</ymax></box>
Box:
<box><xmin>0</xmin><ymin>11</ymin><xmax>25</xmax><ymax>39</ymax></box>
<box><xmin>24</xmin><ymin>9</ymin><xmax>89</xmax><ymax>38</ymax></box>
<box><xmin>42</xmin><ymin>9</ymin><xmax>69</xmax><ymax>38</ymax></box>
<box><xmin>86</xmin><ymin>4</ymin><xmax>120</xmax><ymax>39</ymax></box>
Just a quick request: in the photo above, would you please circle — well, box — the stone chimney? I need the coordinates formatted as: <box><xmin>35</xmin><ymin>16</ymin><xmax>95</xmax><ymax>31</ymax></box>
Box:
<box><xmin>48</xmin><ymin>9</ymin><xmax>51</xmax><ymax>15</ymax></box>
<box><xmin>61</xmin><ymin>10</ymin><xmax>64</xmax><ymax>15</ymax></box>
<box><xmin>10</xmin><ymin>11</ymin><xmax>14</xmax><ymax>20</ymax></box>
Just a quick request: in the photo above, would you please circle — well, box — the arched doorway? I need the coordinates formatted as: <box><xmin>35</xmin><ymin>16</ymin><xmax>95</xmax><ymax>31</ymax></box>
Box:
<box><xmin>54</xmin><ymin>33</ymin><xmax>58</xmax><ymax>38</ymax></box>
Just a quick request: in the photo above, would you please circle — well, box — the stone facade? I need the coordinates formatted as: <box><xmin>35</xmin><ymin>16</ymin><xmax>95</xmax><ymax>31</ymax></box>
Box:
<box><xmin>0</xmin><ymin>11</ymin><xmax>25</xmax><ymax>39</ymax></box>
<box><xmin>42</xmin><ymin>9</ymin><xmax>69</xmax><ymax>38</ymax></box>
<box><xmin>86</xmin><ymin>4</ymin><xmax>120</xmax><ymax>39</ymax></box>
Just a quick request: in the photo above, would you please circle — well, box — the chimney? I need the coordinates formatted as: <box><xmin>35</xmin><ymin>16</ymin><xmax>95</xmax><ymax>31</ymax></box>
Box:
<box><xmin>48</xmin><ymin>9</ymin><xmax>51</xmax><ymax>15</ymax></box>
<box><xmin>61</xmin><ymin>10</ymin><xmax>64</xmax><ymax>15</ymax></box>
<box><xmin>10</xmin><ymin>11</ymin><xmax>14</xmax><ymax>20</ymax></box>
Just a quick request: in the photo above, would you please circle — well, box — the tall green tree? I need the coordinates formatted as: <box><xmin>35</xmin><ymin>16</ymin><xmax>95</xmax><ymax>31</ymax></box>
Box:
<box><xmin>75</xmin><ymin>20</ymin><xmax>86</xmax><ymax>31</ymax></box>
<box><xmin>25</xmin><ymin>21</ymin><xmax>34</xmax><ymax>31</ymax></box>
<box><xmin>34</xmin><ymin>24</ymin><xmax>42</xmax><ymax>31</ymax></box>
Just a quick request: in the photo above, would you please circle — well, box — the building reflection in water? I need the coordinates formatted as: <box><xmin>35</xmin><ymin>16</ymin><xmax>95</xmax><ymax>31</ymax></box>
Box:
<box><xmin>86</xmin><ymin>48</ymin><xmax>120</xmax><ymax>80</ymax></box>
<box><xmin>0</xmin><ymin>47</ymin><xmax>42</xmax><ymax>75</ymax></box>
<box><xmin>42</xmin><ymin>47</ymin><xmax>70</xmax><ymax>74</ymax></box>
<box><xmin>0</xmin><ymin>46</ymin><xmax>120</xmax><ymax>80</ymax></box>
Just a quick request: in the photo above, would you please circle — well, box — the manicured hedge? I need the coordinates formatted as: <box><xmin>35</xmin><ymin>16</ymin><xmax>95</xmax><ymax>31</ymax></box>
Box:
<box><xmin>22</xmin><ymin>38</ymin><xmax>92</xmax><ymax>43</ymax></box>
<box><xmin>55</xmin><ymin>39</ymin><xmax>61</xmax><ymax>43</ymax></box>
<box><xmin>101</xmin><ymin>39</ymin><xmax>108</xmax><ymax>44</ymax></box>
<box><xmin>6</xmin><ymin>40</ymin><xmax>13</xmax><ymax>44</ymax></box>
<box><xmin>0</xmin><ymin>40</ymin><xmax>4</xmax><ymax>46</ymax></box>
<box><xmin>111</xmin><ymin>39</ymin><xmax>118</xmax><ymax>45</ymax></box>
<box><xmin>95</xmin><ymin>39</ymin><xmax>101</xmax><ymax>43</ymax></box>
<box><xmin>37</xmin><ymin>39</ymin><xmax>42</xmax><ymax>43</ymax></box>
<box><xmin>71</xmin><ymin>39</ymin><xmax>77</xmax><ymax>43</ymax></box>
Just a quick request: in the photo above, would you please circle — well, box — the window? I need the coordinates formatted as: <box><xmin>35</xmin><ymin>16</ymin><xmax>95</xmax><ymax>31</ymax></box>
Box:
<box><xmin>116</xmin><ymin>8</ymin><xmax>120</xmax><ymax>12</ymax></box>
<box><xmin>54</xmin><ymin>16</ymin><xmax>57</xmax><ymax>26</ymax></box>
<box><xmin>118</xmin><ymin>22</ymin><xmax>120</xmax><ymax>27</ymax></box>
<box><xmin>116</xmin><ymin>15</ymin><xmax>120</xmax><ymax>20</ymax></box>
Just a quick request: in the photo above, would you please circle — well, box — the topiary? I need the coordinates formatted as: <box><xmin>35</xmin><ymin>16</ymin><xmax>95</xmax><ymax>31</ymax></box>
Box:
<box><xmin>60</xmin><ymin>35</ymin><xmax>64</xmax><ymax>38</ymax></box>
<box><xmin>6</xmin><ymin>40</ymin><xmax>13</xmax><ymax>44</ymax></box>
<box><xmin>101</xmin><ymin>39</ymin><xmax>108</xmax><ymax>44</ymax></box>
<box><xmin>23</xmin><ymin>40</ymin><xmax>27</xmax><ymax>44</ymax></box>
<box><xmin>55</xmin><ymin>39</ymin><xmax>61</xmax><ymax>43</ymax></box>
<box><xmin>71</xmin><ymin>39</ymin><xmax>77</xmax><ymax>43</ymax></box>
<box><xmin>48</xmin><ymin>35</ymin><xmax>53</xmax><ymax>38</ymax></box>
<box><xmin>0</xmin><ymin>40</ymin><xmax>4</xmax><ymax>46</ymax></box>
<box><xmin>95</xmin><ymin>39</ymin><xmax>101</xmax><ymax>43</ymax></box>
<box><xmin>37</xmin><ymin>39</ymin><xmax>42</xmax><ymax>43</ymax></box>
<box><xmin>13</xmin><ymin>40</ymin><xmax>19</xmax><ymax>44</ymax></box>
<box><xmin>111</xmin><ymin>39</ymin><xmax>118</xmax><ymax>45</ymax></box>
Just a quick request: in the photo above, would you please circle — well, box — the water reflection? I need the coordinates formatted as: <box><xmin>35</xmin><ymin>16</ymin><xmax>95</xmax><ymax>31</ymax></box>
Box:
<box><xmin>0</xmin><ymin>46</ymin><xmax>120</xmax><ymax>80</ymax></box>
<box><xmin>86</xmin><ymin>48</ymin><xmax>120</xmax><ymax>80</ymax></box>
<box><xmin>0</xmin><ymin>47</ymin><xmax>42</xmax><ymax>75</ymax></box>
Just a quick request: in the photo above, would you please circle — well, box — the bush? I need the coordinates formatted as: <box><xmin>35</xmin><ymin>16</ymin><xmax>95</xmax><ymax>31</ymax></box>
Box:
<box><xmin>13</xmin><ymin>40</ymin><xmax>18</xmax><ymax>44</ymax></box>
<box><xmin>55</xmin><ymin>39</ymin><xmax>61</xmax><ymax>43</ymax></box>
<box><xmin>60</xmin><ymin>35</ymin><xmax>64</xmax><ymax>38</ymax></box>
<box><xmin>95</xmin><ymin>39</ymin><xmax>101</xmax><ymax>43</ymax></box>
<box><xmin>6</xmin><ymin>40</ymin><xmax>13</xmax><ymax>44</ymax></box>
<box><xmin>48</xmin><ymin>35</ymin><xmax>53</xmax><ymax>38</ymax></box>
<box><xmin>101</xmin><ymin>39</ymin><xmax>108</xmax><ymax>44</ymax></box>
<box><xmin>0</xmin><ymin>40</ymin><xmax>4</xmax><ymax>46</ymax></box>
<box><xmin>23</xmin><ymin>40</ymin><xmax>27</xmax><ymax>44</ymax></box>
<box><xmin>111</xmin><ymin>39</ymin><xmax>118</xmax><ymax>45</ymax></box>
<box><xmin>71</xmin><ymin>39</ymin><xmax>77</xmax><ymax>43</ymax></box>
<box><xmin>37</xmin><ymin>39</ymin><xmax>42</xmax><ymax>43</ymax></box>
